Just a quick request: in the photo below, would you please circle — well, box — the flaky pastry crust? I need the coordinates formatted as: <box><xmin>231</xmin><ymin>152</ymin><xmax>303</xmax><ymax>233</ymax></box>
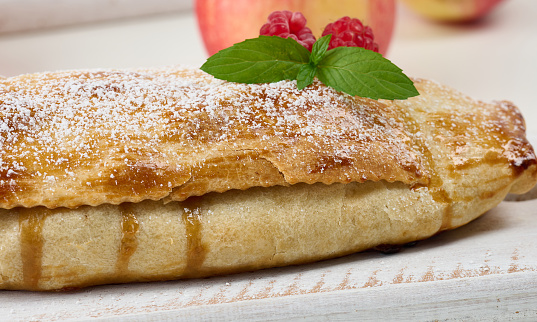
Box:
<box><xmin>2</xmin><ymin>67</ymin><xmax>429</xmax><ymax>209</ymax></box>
<box><xmin>0</xmin><ymin>66</ymin><xmax>535</xmax><ymax>290</ymax></box>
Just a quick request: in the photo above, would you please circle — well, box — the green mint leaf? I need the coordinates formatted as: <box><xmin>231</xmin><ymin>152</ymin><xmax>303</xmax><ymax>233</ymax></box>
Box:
<box><xmin>296</xmin><ymin>64</ymin><xmax>316</xmax><ymax>90</ymax></box>
<box><xmin>317</xmin><ymin>47</ymin><xmax>420</xmax><ymax>100</ymax></box>
<box><xmin>200</xmin><ymin>35</ymin><xmax>310</xmax><ymax>84</ymax></box>
<box><xmin>310</xmin><ymin>34</ymin><xmax>331</xmax><ymax>65</ymax></box>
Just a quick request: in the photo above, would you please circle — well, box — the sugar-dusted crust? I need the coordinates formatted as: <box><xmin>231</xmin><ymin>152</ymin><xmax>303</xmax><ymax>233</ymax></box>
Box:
<box><xmin>0</xmin><ymin>67</ymin><xmax>536</xmax><ymax>291</ymax></box>
<box><xmin>1</xmin><ymin>67</ymin><xmax>429</xmax><ymax>209</ymax></box>
<box><xmin>1</xmin><ymin>68</ymin><xmax>534</xmax><ymax>211</ymax></box>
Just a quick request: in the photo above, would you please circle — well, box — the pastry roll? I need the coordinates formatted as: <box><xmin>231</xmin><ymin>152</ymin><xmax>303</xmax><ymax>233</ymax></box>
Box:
<box><xmin>0</xmin><ymin>66</ymin><xmax>535</xmax><ymax>290</ymax></box>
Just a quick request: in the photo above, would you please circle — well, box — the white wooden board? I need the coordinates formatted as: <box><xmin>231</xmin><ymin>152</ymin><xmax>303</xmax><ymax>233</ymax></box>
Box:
<box><xmin>0</xmin><ymin>196</ymin><xmax>536</xmax><ymax>321</ymax></box>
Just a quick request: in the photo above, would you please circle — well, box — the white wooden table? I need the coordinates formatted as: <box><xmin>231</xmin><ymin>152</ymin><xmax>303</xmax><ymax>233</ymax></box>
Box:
<box><xmin>0</xmin><ymin>0</ymin><xmax>536</xmax><ymax>320</ymax></box>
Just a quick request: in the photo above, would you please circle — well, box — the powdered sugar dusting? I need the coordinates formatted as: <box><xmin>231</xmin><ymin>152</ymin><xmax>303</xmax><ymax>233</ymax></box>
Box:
<box><xmin>0</xmin><ymin>66</ymin><xmax>427</xmax><ymax>208</ymax></box>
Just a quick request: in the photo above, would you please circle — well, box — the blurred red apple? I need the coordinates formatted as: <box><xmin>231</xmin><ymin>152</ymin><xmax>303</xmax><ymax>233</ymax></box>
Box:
<box><xmin>401</xmin><ymin>0</ymin><xmax>506</xmax><ymax>22</ymax></box>
<box><xmin>196</xmin><ymin>0</ymin><xmax>395</xmax><ymax>56</ymax></box>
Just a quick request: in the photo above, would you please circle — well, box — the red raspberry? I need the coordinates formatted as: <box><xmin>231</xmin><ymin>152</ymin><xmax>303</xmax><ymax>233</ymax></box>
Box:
<box><xmin>322</xmin><ymin>17</ymin><xmax>379</xmax><ymax>53</ymax></box>
<box><xmin>260</xmin><ymin>11</ymin><xmax>316</xmax><ymax>51</ymax></box>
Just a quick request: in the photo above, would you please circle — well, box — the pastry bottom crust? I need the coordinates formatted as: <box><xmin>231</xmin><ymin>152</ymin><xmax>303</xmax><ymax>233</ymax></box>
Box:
<box><xmin>0</xmin><ymin>175</ymin><xmax>523</xmax><ymax>291</ymax></box>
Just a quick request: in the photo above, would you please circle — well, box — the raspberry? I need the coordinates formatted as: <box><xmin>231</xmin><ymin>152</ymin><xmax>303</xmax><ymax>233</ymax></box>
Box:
<box><xmin>322</xmin><ymin>17</ymin><xmax>379</xmax><ymax>53</ymax></box>
<box><xmin>260</xmin><ymin>11</ymin><xmax>316</xmax><ymax>51</ymax></box>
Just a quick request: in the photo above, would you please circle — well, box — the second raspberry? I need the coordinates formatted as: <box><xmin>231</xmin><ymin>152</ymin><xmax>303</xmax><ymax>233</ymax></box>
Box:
<box><xmin>322</xmin><ymin>16</ymin><xmax>379</xmax><ymax>52</ymax></box>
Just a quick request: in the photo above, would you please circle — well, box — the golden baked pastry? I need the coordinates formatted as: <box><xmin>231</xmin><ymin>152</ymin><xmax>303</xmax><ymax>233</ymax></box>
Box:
<box><xmin>0</xmin><ymin>66</ymin><xmax>535</xmax><ymax>291</ymax></box>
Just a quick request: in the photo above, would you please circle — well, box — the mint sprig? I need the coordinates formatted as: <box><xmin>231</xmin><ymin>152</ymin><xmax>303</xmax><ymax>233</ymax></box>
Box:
<box><xmin>201</xmin><ymin>35</ymin><xmax>419</xmax><ymax>100</ymax></box>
